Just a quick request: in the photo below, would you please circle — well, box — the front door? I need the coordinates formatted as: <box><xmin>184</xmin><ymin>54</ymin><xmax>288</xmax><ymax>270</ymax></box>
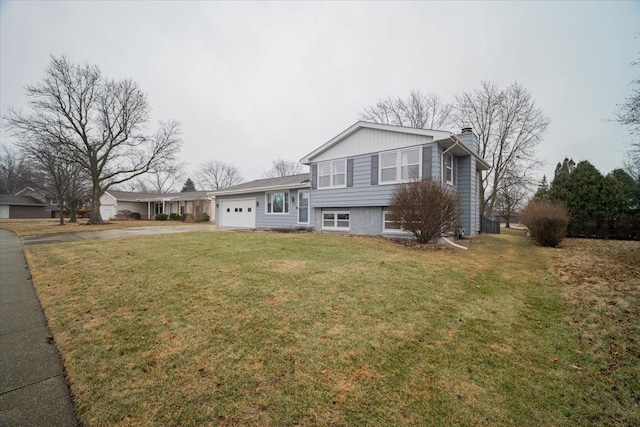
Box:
<box><xmin>298</xmin><ymin>190</ymin><xmax>309</xmax><ymax>224</ymax></box>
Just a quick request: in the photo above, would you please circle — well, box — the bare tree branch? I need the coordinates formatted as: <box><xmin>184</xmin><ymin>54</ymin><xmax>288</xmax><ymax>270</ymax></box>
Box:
<box><xmin>196</xmin><ymin>160</ymin><xmax>243</xmax><ymax>190</ymax></box>
<box><xmin>263</xmin><ymin>158</ymin><xmax>303</xmax><ymax>178</ymax></box>
<box><xmin>2</xmin><ymin>55</ymin><xmax>183</xmax><ymax>224</ymax></box>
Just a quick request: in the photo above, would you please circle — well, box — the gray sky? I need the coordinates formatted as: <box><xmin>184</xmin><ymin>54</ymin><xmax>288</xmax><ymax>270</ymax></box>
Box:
<box><xmin>1</xmin><ymin>1</ymin><xmax>638</xmax><ymax>186</ymax></box>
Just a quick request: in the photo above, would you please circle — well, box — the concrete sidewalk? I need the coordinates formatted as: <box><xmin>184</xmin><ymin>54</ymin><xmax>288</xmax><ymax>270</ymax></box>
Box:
<box><xmin>0</xmin><ymin>229</ymin><xmax>79</xmax><ymax>426</ymax></box>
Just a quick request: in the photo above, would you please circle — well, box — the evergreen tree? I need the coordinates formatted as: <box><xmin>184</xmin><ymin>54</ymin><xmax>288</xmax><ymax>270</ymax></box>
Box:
<box><xmin>181</xmin><ymin>178</ymin><xmax>196</xmax><ymax>192</ymax></box>
<box><xmin>535</xmin><ymin>175</ymin><xmax>550</xmax><ymax>199</ymax></box>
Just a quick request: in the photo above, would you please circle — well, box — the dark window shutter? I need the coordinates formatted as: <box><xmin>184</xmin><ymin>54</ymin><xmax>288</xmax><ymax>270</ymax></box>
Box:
<box><xmin>346</xmin><ymin>159</ymin><xmax>354</xmax><ymax>187</ymax></box>
<box><xmin>371</xmin><ymin>155</ymin><xmax>378</xmax><ymax>185</ymax></box>
<box><xmin>422</xmin><ymin>146</ymin><xmax>432</xmax><ymax>180</ymax></box>
<box><xmin>311</xmin><ymin>164</ymin><xmax>317</xmax><ymax>190</ymax></box>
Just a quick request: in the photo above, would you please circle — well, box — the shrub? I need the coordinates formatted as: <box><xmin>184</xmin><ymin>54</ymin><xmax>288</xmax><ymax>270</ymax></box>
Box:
<box><xmin>155</xmin><ymin>213</ymin><xmax>168</xmax><ymax>221</ymax></box>
<box><xmin>389</xmin><ymin>179</ymin><xmax>459</xmax><ymax>244</ymax></box>
<box><xmin>520</xmin><ymin>199</ymin><xmax>569</xmax><ymax>247</ymax></box>
<box><xmin>169</xmin><ymin>213</ymin><xmax>180</xmax><ymax>221</ymax></box>
<box><xmin>181</xmin><ymin>213</ymin><xmax>194</xmax><ymax>222</ymax></box>
<box><xmin>131</xmin><ymin>212</ymin><xmax>141</xmax><ymax>220</ymax></box>
<box><xmin>196</xmin><ymin>212</ymin><xmax>210</xmax><ymax>222</ymax></box>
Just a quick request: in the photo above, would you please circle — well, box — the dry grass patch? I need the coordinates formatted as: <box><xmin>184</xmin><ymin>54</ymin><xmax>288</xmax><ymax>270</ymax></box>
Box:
<box><xmin>24</xmin><ymin>231</ymin><xmax>639</xmax><ymax>426</ymax></box>
<box><xmin>0</xmin><ymin>218</ymin><xmax>192</xmax><ymax>236</ymax></box>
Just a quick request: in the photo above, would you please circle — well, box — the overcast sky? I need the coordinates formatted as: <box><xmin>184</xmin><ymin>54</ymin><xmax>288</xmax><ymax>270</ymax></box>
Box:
<box><xmin>1</xmin><ymin>1</ymin><xmax>638</xmax><ymax>186</ymax></box>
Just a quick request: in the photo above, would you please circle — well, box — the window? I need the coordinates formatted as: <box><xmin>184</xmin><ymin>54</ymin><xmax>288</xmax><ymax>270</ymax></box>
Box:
<box><xmin>266</xmin><ymin>191</ymin><xmax>289</xmax><ymax>214</ymax></box>
<box><xmin>154</xmin><ymin>202</ymin><xmax>163</xmax><ymax>214</ymax></box>
<box><xmin>318</xmin><ymin>159</ymin><xmax>347</xmax><ymax>189</ymax></box>
<box><xmin>383</xmin><ymin>211</ymin><xmax>404</xmax><ymax>232</ymax></box>
<box><xmin>443</xmin><ymin>153</ymin><xmax>453</xmax><ymax>184</ymax></box>
<box><xmin>322</xmin><ymin>211</ymin><xmax>350</xmax><ymax>230</ymax></box>
<box><xmin>179</xmin><ymin>201</ymin><xmax>185</xmax><ymax>215</ymax></box>
<box><xmin>379</xmin><ymin>148</ymin><xmax>421</xmax><ymax>184</ymax></box>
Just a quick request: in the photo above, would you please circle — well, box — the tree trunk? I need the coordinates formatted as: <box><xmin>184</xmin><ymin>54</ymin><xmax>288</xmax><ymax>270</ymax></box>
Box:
<box><xmin>68</xmin><ymin>201</ymin><xmax>77</xmax><ymax>223</ymax></box>
<box><xmin>57</xmin><ymin>200</ymin><xmax>65</xmax><ymax>225</ymax></box>
<box><xmin>88</xmin><ymin>187</ymin><xmax>104</xmax><ymax>225</ymax></box>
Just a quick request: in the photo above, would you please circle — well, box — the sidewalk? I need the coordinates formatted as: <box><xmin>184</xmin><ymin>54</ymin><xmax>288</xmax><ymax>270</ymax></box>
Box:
<box><xmin>0</xmin><ymin>229</ymin><xmax>79</xmax><ymax>426</ymax></box>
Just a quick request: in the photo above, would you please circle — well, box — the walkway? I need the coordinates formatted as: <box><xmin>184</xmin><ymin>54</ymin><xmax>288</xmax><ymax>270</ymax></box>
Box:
<box><xmin>0</xmin><ymin>229</ymin><xmax>79</xmax><ymax>426</ymax></box>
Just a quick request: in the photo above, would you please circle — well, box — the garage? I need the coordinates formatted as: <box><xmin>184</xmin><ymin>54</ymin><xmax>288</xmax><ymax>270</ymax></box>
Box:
<box><xmin>100</xmin><ymin>204</ymin><xmax>117</xmax><ymax>220</ymax></box>
<box><xmin>220</xmin><ymin>198</ymin><xmax>256</xmax><ymax>228</ymax></box>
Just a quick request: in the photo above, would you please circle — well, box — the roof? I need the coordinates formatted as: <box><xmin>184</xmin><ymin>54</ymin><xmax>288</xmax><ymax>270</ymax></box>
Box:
<box><xmin>211</xmin><ymin>173</ymin><xmax>310</xmax><ymax>196</ymax></box>
<box><xmin>300</xmin><ymin>121</ymin><xmax>453</xmax><ymax>164</ymax></box>
<box><xmin>105</xmin><ymin>190</ymin><xmax>213</xmax><ymax>202</ymax></box>
<box><xmin>0</xmin><ymin>194</ymin><xmax>47</xmax><ymax>206</ymax></box>
<box><xmin>299</xmin><ymin>121</ymin><xmax>491</xmax><ymax>171</ymax></box>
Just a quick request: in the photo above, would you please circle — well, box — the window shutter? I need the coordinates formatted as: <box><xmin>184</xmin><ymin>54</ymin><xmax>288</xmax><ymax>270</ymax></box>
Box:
<box><xmin>347</xmin><ymin>158</ymin><xmax>354</xmax><ymax>187</ymax></box>
<box><xmin>422</xmin><ymin>146</ymin><xmax>432</xmax><ymax>180</ymax></box>
<box><xmin>311</xmin><ymin>164</ymin><xmax>317</xmax><ymax>190</ymax></box>
<box><xmin>371</xmin><ymin>155</ymin><xmax>378</xmax><ymax>185</ymax></box>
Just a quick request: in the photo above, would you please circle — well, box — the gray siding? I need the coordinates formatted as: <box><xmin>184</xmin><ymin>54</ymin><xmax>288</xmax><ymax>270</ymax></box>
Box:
<box><xmin>457</xmin><ymin>156</ymin><xmax>472</xmax><ymax>234</ymax></box>
<box><xmin>216</xmin><ymin>189</ymin><xmax>313</xmax><ymax>228</ymax></box>
<box><xmin>311</xmin><ymin>143</ymin><xmax>438</xmax><ymax>208</ymax></box>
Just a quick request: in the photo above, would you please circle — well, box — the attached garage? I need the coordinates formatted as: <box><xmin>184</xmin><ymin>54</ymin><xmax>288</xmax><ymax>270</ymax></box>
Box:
<box><xmin>219</xmin><ymin>198</ymin><xmax>256</xmax><ymax>228</ymax></box>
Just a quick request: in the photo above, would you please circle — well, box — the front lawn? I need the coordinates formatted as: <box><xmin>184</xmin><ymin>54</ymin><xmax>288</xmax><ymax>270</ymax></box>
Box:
<box><xmin>25</xmin><ymin>232</ymin><xmax>639</xmax><ymax>426</ymax></box>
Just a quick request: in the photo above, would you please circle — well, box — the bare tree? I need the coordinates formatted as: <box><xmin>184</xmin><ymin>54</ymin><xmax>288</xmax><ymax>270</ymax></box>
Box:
<box><xmin>453</xmin><ymin>81</ymin><xmax>549</xmax><ymax>216</ymax></box>
<box><xmin>494</xmin><ymin>167</ymin><xmax>532</xmax><ymax>228</ymax></box>
<box><xmin>360</xmin><ymin>90</ymin><xmax>453</xmax><ymax>130</ymax></box>
<box><xmin>20</xmin><ymin>137</ymin><xmax>88</xmax><ymax>225</ymax></box>
<box><xmin>197</xmin><ymin>160</ymin><xmax>243</xmax><ymax>190</ymax></box>
<box><xmin>3</xmin><ymin>56</ymin><xmax>182</xmax><ymax>224</ymax></box>
<box><xmin>0</xmin><ymin>144</ymin><xmax>36</xmax><ymax>194</ymax></box>
<box><xmin>615</xmin><ymin>49</ymin><xmax>639</xmax><ymax>178</ymax></box>
<box><xmin>263</xmin><ymin>158</ymin><xmax>303</xmax><ymax>178</ymax></box>
<box><xmin>389</xmin><ymin>179</ymin><xmax>459</xmax><ymax>244</ymax></box>
<box><xmin>135</xmin><ymin>159</ymin><xmax>185</xmax><ymax>193</ymax></box>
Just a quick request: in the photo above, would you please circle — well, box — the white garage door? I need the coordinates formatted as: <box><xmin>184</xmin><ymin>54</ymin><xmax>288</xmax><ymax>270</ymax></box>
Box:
<box><xmin>220</xmin><ymin>198</ymin><xmax>256</xmax><ymax>228</ymax></box>
<box><xmin>100</xmin><ymin>204</ymin><xmax>116</xmax><ymax>220</ymax></box>
<box><xmin>0</xmin><ymin>205</ymin><xmax>9</xmax><ymax>219</ymax></box>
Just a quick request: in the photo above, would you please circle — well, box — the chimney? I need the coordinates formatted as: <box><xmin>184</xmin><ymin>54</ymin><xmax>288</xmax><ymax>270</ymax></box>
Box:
<box><xmin>456</xmin><ymin>127</ymin><xmax>478</xmax><ymax>153</ymax></box>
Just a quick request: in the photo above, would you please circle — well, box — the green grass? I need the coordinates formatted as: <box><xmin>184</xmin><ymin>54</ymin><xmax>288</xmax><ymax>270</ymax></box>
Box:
<box><xmin>24</xmin><ymin>232</ymin><xmax>640</xmax><ymax>426</ymax></box>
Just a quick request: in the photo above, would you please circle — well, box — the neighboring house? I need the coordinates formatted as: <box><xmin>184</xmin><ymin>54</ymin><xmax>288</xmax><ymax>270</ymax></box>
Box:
<box><xmin>99</xmin><ymin>190</ymin><xmax>215</xmax><ymax>221</ymax></box>
<box><xmin>213</xmin><ymin>121</ymin><xmax>490</xmax><ymax>236</ymax></box>
<box><xmin>15</xmin><ymin>187</ymin><xmax>68</xmax><ymax>218</ymax></box>
<box><xmin>0</xmin><ymin>194</ymin><xmax>47</xmax><ymax>219</ymax></box>
<box><xmin>212</xmin><ymin>174</ymin><xmax>310</xmax><ymax>228</ymax></box>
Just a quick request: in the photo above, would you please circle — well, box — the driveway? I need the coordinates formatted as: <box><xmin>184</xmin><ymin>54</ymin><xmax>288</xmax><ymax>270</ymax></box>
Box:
<box><xmin>21</xmin><ymin>224</ymin><xmax>240</xmax><ymax>246</ymax></box>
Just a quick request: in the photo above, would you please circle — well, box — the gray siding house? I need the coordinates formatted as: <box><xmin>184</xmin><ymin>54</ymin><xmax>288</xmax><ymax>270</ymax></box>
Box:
<box><xmin>213</xmin><ymin>174</ymin><xmax>311</xmax><ymax>228</ymax></box>
<box><xmin>299</xmin><ymin>121</ymin><xmax>489</xmax><ymax>236</ymax></box>
<box><xmin>212</xmin><ymin>121</ymin><xmax>489</xmax><ymax>236</ymax></box>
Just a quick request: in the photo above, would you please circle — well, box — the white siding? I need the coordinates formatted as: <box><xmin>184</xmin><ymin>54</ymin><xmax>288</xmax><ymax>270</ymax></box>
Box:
<box><xmin>312</xmin><ymin>128</ymin><xmax>434</xmax><ymax>163</ymax></box>
<box><xmin>0</xmin><ymin>205</ymin><xmax>9</xmax><ymax>219</ymax></box>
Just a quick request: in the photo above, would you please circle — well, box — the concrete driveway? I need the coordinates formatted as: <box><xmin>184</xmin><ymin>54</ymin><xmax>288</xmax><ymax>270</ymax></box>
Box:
<box><xmin>21</xmin><ymin>224</ymin><xmax>240</xmax><ymax>246</ymax></box>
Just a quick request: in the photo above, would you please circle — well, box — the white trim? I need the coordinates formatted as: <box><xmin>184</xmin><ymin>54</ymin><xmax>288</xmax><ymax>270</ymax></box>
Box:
<box><xmin>317</xmin><ymin>158</ymin><xmax>347</xmax><ymax>189</ymax></box>
<box><xmin>378</xmin><ymin>147</ymin><xmax>422</xmax><ymax>185</ymax></box>
<box><xmin>220</xmin><ymin>197</ymin><xmax>256</xmax><ymax>228</ymax></box>
<box><xmin>443</xmin><ymin>152</ymin><xmax>454</xmax><ymax>185</ymax></box>
<box><xmin>265</xmin><ymin>191</ymin><xmax>290</xmax><ymax>215</ymax></box>
<box><xmin>381</xmin><ymin>210</ymin><xmax>405</xmax><ymax>234</ymax></box>
<box><xmin>321</xmin><ymin>210</ymin><xmax>350</xmax><ymax>231</ymax></box>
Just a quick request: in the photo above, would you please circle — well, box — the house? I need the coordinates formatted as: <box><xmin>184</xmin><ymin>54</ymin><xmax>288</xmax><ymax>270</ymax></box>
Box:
<box><xmin>99</xmin><ymin>190</ymin><xmax>215</xmax><ymax>221</ymax></box>
<box><xmin>0</xmin><ymin>194</ymin><xmax>47</xmax><ymax>219</ymax></box>
<box><xmin>14</xmin><ymin>187</ymin><xmax>73</xmax><ymax>218</ymax></box>
<box><xmin>212</xmin><ymin>174</ymin><xmax>310</xmax><ymax>228</ymax></box>
<box><xmin>213</xmin><ymin>121</ymin><xmax>490</xmax><ymax>236</ymax></box>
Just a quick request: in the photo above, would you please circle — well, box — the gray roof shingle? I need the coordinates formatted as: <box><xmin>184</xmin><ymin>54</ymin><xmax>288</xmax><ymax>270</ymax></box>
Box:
<box><xmin>0</xmin><ymin>194</ymin><xmax>47</xmax><ymax>206</ymax></box>
<box><xmin>213</xmin><ymin>173</ymin><xmax>310</xmax><ymax>194</ymax></box>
